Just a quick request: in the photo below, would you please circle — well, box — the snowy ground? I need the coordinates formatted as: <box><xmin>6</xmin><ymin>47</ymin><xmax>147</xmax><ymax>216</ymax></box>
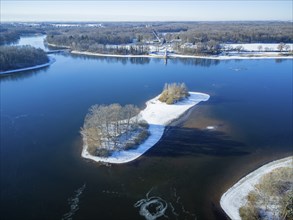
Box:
<box><xmin>47</xmin><ymin>40</ymin><xmax>293</xmax><ymax>59</ymax></box>
<box><xmin>222</xmin><ymin>43</ymin><xmax>293</xmax><ymax>52</ymax></box>
<box><xmin>168</xmin><ymin>53</ymin><xmax>293</xmax><ymax>60</ymax></box>
<box><xmin>72</xmin><ymin>50</ymin><xmax>292</xmax><ymax>60</ymax></box>
<box><xmin>220</xmin><ymin>156</ymin><xmax>293</xmax><ymax>220</ymax></box>
<box><xmin>0</xmin><ymin>57</ymin><xmax>55</xmax><ymax>75</ymax></box>
<box><xmin>81</xmin><ymin>92</ymin><xmax>210</xmax><ymax>164</ymax></box>
<box><xmin>72</xmin><ymin>50</ymin><xmax>153</xmax><ymax>58</ymax></box>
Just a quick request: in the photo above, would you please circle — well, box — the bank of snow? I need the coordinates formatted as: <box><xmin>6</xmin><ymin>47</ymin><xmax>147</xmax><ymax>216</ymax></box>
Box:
<box><xmin>72</xmin><ymin>50</ymin><xmax>292</xmax><ymax>60</ymax></box>
<box><xmin>220</xmin><ymin>156</ymin><xmax>293</xmax><ymax>220</ymax></box>
<box><xmin>0</xmin><ymin>57</ymin><xmax>55</xmax><ymax>75</ymax></box>
<box><xmin>72</xmin><ymin>50</ymin><xmax>152</xmax><ymax>58</ymax></box>
<box><xmin>222</xmin><ymin>43</ymin><xmax>293</xmax><ymax>52</ymax></box>
<box><xmin>81</xmin><ymin>92</ymin><xmax>210</xmax><ymax>164</ymax></box>
<box><xmin>169</xmin><ymin>53</ymin><xmax>293</xmax><ymax>60</ymax></box>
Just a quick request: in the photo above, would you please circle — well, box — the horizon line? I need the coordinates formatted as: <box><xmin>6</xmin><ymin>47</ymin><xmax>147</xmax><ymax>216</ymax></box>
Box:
<box><xmin>2</xmin><ymin>19</ymin><xmax>292</xmax><ymax>23</ymax></box>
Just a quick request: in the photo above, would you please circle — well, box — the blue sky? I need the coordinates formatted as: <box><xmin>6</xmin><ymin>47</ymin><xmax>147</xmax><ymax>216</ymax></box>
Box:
<box><xmin>1</xmin><ymin>1</ymin><xmax>292</xmax><ymax>22</ymax></box>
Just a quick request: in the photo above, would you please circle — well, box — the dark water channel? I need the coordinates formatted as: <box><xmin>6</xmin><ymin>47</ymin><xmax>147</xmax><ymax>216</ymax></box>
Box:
<box><xmin>0</xmin><ymin>36</ymin><xmax>292</xmax><ymax>220</ymax></box>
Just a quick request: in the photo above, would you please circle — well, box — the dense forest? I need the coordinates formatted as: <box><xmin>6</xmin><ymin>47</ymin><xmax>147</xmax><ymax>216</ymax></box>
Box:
<box><xmin>0</xmin><ymin>46</ymin><xmax>49</xmax><ymax>71</ymax></box>
<box><xmin>0</xmin><ymin>23</ymin><xmax>47</xmax><ymax>45</ymax></box>
<box><xmin>44</xmin><ymin>21</ymin><xmax>293</xmax><ymax>44</ymax></box>
<box><xmin>171</xmin><ymin>22</ymin><xmax>293</xmax><ymax>43</ymax></box>
<box><xmin>45</xmin><ymin>25</ymin><xmax>153</xmax><ymax>55</ymax></box>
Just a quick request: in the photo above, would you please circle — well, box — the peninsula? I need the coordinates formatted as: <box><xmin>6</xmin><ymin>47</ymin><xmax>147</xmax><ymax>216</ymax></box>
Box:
<box><xmin>81</xmin><ymin>83</ymin><xmax>210</xmax><ymax>164</ymax></box>
<box><xmin>0</xmin><ymin>45</ymin><xmax>54</xmax><ymax>74</ymax></box>
<box><xmin>220</xmin><ymin>156</ymin><xmax>293</xmax><ymax>220</ymax></box>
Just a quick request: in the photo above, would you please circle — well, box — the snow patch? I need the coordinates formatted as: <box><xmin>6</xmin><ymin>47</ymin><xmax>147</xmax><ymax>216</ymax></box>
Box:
<box><xmin>222</xmin><ymin>43</ymin><xmax>293</xmax><ymax>52</ymax></box>
<box><xmin>72</xmin><ymin>50</ymin><xmax>293</xmax><ymax>60</ymax></box>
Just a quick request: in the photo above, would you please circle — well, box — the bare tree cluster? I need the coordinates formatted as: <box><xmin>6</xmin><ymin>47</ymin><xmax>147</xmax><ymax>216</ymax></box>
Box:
<box><xmin>81</xmin><ymin>104</ymin><xmax>149</xmax><ymax>156</ymax></box>
<box><xmin>239</xmin><ymin>167</ymin><xmax>293</xmax><ymax>220</ymax></box>
<box><xmin>159</xmin><ymin>83</ymin><xmax>189</xmax><ymax>104</ymax></box>
<box><xmin>277</xmin><ymin>43</ymin><xmax>291</xmax><ymax>52</ymax></box>
<box><xmin>175</xmin><ymin>40</ymin><xmax>222</xmax><ymax>55</ymax></box>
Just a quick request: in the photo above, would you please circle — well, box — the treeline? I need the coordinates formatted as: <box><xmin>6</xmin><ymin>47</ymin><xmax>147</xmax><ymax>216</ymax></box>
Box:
<box><xmin>81</xmin><ymin>104</ymin><xmax>149</xmax><ymax>156</ymax></box>
<box><xmin>175</xmin><ymin>40</ymin><xmax>222</xmax><ymax>55</ymax></box>
<box><xmin>0</xmin><ymin>29</ymin><xmax>20</xmax><ymax>45</ymax></box>
<box><xmin>0</xmin><ymin>46</ymin><xmax>49</xmax><ymax>71</ymax></box>
<box><xmin>173</xmin><ymin>22</ymin><xmax>293</xmax><ymax>44</ymax></box>
<box><xmin>0</xmin><ymin>23</ymin><xmax>47</xmax><ymax>45</ymax></box>
<box><xmin>75</xmin><ymin>44</ymin><xmax>149</xmax><ymax>55</ymax></box>
<box><xmin>46</xmin><ymin>26</ymin><xmax>153</xmax><ymax>54</ymax></box>
<box><xmin>166</xmin><ymin>22</ymin><xmax>293</xmax><ymax>55</ymax></box>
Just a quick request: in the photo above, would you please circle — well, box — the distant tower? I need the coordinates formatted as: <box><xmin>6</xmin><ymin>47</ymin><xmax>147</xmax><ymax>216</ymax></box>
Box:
<box><xmin>164</xmin><ymin>48</ymin><xmax>168</xmax><ymax>58</ymax></box>
<box><xmin>164</xmin><ymin>48</ymin><xmax>168</xmax><ymax>65</ymax></box>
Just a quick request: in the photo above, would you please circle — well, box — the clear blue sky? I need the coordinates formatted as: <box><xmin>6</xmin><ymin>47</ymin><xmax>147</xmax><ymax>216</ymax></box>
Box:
<box><xmin>1</xmin><ymin>0</ymin><xmax>292</xmax><ymax>22</ymax></box>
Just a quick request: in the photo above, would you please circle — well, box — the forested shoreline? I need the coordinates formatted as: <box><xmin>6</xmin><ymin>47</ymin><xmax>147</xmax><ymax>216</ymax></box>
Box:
<box><xmin>45</xmin><ymin>21</ymin><xmax>293</xmax><ymax>55</ymax></box>
<box><xmin>0</xmin><ymin>46</ymin><xmax>49</xmax><ymax>72</ymax></box>
<box><xmin>1</xmin><ymin>21</ymin><xmax>292</xmax><ymax>56</ymax></box>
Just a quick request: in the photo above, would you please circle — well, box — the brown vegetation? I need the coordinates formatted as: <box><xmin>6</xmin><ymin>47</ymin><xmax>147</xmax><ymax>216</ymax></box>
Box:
<box><xmin>159</xmin><ymin>83</ymin><xmax>189</xmax><ymax>104</ymax></box>
<box><xmin>239</xmin><ymin>167</ymin><xmax>293</xmax><ymax>220</ymax></box>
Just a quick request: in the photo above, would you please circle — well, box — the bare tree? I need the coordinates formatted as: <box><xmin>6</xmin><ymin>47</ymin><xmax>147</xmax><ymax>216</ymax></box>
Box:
<box><xmin>236</xmin><ymin>45</ymin><xmax>244</xmax><ymax>53</ymax></box>
<box><xmin>123</xmin><ymin>104</ymin><xmax>140</xmax><ymax>136</ymax></box>
<box><xmin>277</xmin><ymin>42</ymin><xmax>286</xmax><ymax>52</ymax></box>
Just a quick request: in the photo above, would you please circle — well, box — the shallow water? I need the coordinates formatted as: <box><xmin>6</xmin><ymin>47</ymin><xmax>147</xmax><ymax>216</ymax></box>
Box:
<box><xmin>0</xmin><ymin>36</ymin><xmax>292</xmax><ymax>220</ymax></box>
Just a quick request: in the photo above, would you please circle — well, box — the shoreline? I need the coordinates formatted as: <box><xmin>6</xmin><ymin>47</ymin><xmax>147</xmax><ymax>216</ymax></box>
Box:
<box><xmin>46</xmin><ymin>42</ymin><xmax>71</xmax><ymax>49</ymax></box>
<box><xmin>81</xmin><ymin>92</ymin><xmax>210</xmax><ymax>164</ymax></box>
<box><xmin>0</xmin><ymin>57</ymin><xmax>56</xmax><ymax>75</ymax></box>
<box><xmin>45</xmin><ymin>40</ymin><xmax>293</xmax><ymax>60</ymax></box>
<box><xmin>71</xmin><ymin>50</ymin><xmax>293</xmax><ymax>60</ymax></box>
<box><xmin>220</xmin><ymin>156</ymin><xmax>293</xmax><ymax>220</ymax></box>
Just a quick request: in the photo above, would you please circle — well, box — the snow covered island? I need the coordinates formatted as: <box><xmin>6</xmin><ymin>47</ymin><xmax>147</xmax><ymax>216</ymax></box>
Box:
<box><xmin>81</xmin><ymin>84</ymin><xmax>210</xmax><ymax>164</ymax></box>
<box><xmin>220</xmin><ymin>156</ymin><xmax>293</xmax><ymax>220</ymax></box>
